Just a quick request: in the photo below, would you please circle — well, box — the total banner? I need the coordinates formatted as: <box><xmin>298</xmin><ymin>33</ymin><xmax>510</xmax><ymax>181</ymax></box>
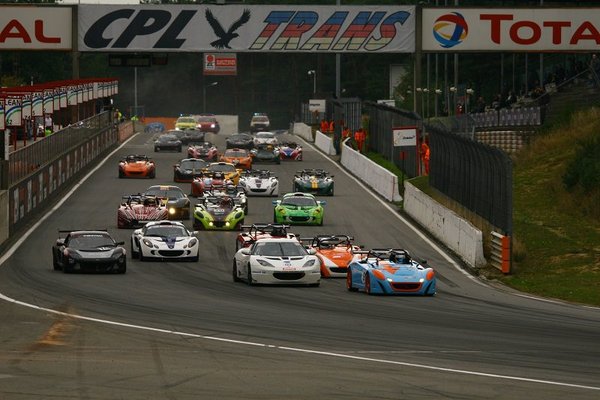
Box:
<box><xmin>423</xmin><ymin>8</ymin><xmax>600</xmax><ymax>52</ymax></box>
<box><xmin>0</xmin><ymin>6</ymin><xmax>72</xmax><ymax>50</ymax></box>
<box><xmin>79</xmin><ymin>4</ymin><xmax>415</xmax><ymax>53</ymax></box>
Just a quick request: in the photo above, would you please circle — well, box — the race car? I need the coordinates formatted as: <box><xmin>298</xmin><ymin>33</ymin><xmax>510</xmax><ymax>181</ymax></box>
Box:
<box><xmin>279</xmin><ymin>142</ymin><xmax>303</xmax><ymax>161</ymax></box>
<box><xmin>293</xmin><ymin>169</ymin><xmax>334</xmax><ymax>196</ymax></box>
<box><xmin>191</xmin><ymin>171</ymin><xmax>232</xmax><ymax>197</ymax></box>
<box><xmin>117</xmin><ymin>194</ymin><xmax>169</xmax><ymax>228</ymax></box>
<box><xmin>253</xmin><ymin>131</ymin><xmax>278</xmax><ymax>146</ymax></box>
<box><xmin>210</xmin><ymin>184</ymin><xmax>249</xmax><ymax>214</ymax></box>
<box><xmin>143</xmin><ymin>185</ymin><xmax>191</xmax><ymax>219</ymax></box>
<box><xmin>238</xmin><ymin>169</ymin><xmax>279</xmax><ymax>197</ymax></box>
<box><xmin>154</xmin><ymin>133</ymin><xmax>182</xmax><ymax>152</ymax></box>
<box><xmin>346</xmin><ymin>249</ymin><xmax>436</xmax><ymax>296</ymax></box>
<box><xmin>178</xmin><ymin>129</ymin><xmax>205</xmax><ymax>144</ymax></box>
<box><xmin>52</xmin><ymin>230</ymin><xmax>126</xmax><ymax>274</ymax></box>
<box><xmin>118</xmin><ymin>154</ymin><xmax>156</xmax><ymax>178</ymax></box>
<box><xmin>206</xmin><ymin>162</ymin><xmax>241</xmax><ymax>185</ymax></box>
<box><xmin>232</xmin><ymin>238</ymin><xmax>320</xmax><ymax>286</ymax></box>
<box><xmin>196</xmin><ymin>115</ymin><xmax>220</xmax><ymax>134</ymax></box>
<box><xmin>131</xmin><ymin>221</ymin><xmax>199</xmax><ymax>262</ymax></box>
<box><xmin>173</xmin><ymin>158</ymin><xmax>210</xmax><ymax>183</ymax></box>
<box><xmin>175</xmin><ymin>115</ymin><xmax>197</xmax><ymax>131</ymax></box>
<box><xmin>193</xmin><ymin>195</ymin><xmax>245</xmax><ymax>230</ymax></box>
<box><xmin>220</xmin><ymin>148</ymin><xmax>253</xmax><ymax>170</ymax></box>
<box><xmin>273</xmin><ymin>192</ymin><xmax>326</xmax><ymax>226</ymax></box>
<box><xmin>249</xmin><ymin>113</ymin><xmax>270</xmax><ymax>133</ymax></box>
<box><xmin>236</xmin><ymin>223</ymin><xmax>296</xmax><ymax>250</ymax></box>
<box><xmin>250</xmin><ymin>143</ymin><xmax>281</xmax><ymax>164</ymax></box>
<box><xmin>226</xmin><ymin>133</ymin><xmax>254</xmax><ymax>149</ymax></box>
<box><xmin>301</xmin><ymin>235</ymin><xmax>362</xmax><ymax>278</ymax></box>
<box><xmin>188</xmin><ymin>142</ymin><xmax>218</xmax><ymax>161</ymax></box>
<box><xmin>145</xmin><ymin>122</ymin><xmax>165</xmax><ymax>133</ymax></box>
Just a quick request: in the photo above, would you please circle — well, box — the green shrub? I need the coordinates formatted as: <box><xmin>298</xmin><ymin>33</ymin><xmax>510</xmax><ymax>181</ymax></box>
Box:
<box><xmin>562</xmin><ymin>135</ymin><xmax>600</xmax><ymax>193</ymax></box>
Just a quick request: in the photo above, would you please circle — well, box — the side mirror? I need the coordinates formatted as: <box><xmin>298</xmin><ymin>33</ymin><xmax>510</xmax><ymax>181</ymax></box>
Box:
<box><xmin>116</xmin><ymin>241</ymin><xmax>125</xmax><ymax>246</ymax></box>
<box><xmin>272</xmin><ymin>200</ymin><xmax>279</xmax><ymax>205</ymax></box>
<box><xmin>319</xmin><ymin>200</ymin><xmax>327</xmax><ymax>206</ymax></box>
<box><xmin>307</xmin><ymin>248</ymin><xmax>317</xmax><ymax>255</ymax></box>
<box><xmin>56</xmin><ymin>239</ymin><xmax>65</xmax><ymax>246</ymax></box>
<box><xmin>240</xmin><ymin>248</ymin><xmax>251</xmax><ymax>255</ymax></box>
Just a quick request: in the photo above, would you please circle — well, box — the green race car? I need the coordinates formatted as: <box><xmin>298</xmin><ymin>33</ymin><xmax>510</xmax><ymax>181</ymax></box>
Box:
<box><xmin>193</xmin><ymin>195</ymin><xmax>245</xmax><ymax>230</ymax></box>
<box><xmin>272</xmin><ymin>192</ymin><xmax>326</xmax><ymax>226</ymax></box>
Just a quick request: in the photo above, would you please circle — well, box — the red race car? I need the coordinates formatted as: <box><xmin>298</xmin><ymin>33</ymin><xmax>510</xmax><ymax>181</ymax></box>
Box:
<box><xmin>117</xmin><ymin>194</ymin><xmax>168</xmax><ymax>228</ymax></box>
<box><xmin>235</xmin><ymin>223</ymin><xmax>297</xmax><ymax>250</ymax></box>
<box><xmin>118</xmin><ymin>154</ymin><xmax>156</xmax><ymax>178</ymax></box>
<box><xmin>195</xmin><ymin>115</ymin><xmax>220</xmax><ymax>134</ymax></box>
<box><xmin>191</xmin><ymin>171</ymin><xmax>233</xmax><ymax>197</ymax></box>
<box><xmin>188</xmin><ymin>142</ymin><xmax>218</xmax><ymax>161</ymax></box>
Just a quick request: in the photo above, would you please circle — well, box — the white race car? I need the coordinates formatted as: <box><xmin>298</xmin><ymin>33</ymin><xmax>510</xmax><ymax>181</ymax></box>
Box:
<box><xmin>253</xmin><ymin>131</ymin><xmax>278</xmax><ymax>146</ymax></box>
<box><xmin>238</xmin><ymin>169</ymin><xmax>279</xmax><ymax>197</ymax></box>
<box><xmin>233</xmin><ymin>238</ymin><xmax>321</xmax><ymax>286</ymax></box>
<box><xmin>131</xmin><ymin>221</ymin><xmax>199</xmax><ymax>261</ymax></box>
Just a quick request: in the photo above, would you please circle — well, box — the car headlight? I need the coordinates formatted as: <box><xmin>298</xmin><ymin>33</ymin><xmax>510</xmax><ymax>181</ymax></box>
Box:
<box><xmin>118</xmin><ymin>255</ymin><xmax>126</xmax><ymax>264</ymax></box>
<box><xmin>303</xmin><ymin>259</ymin><xmax>317</xmax><ymax>267</ymax></box>
<box><xmin>142</xmin><ymin>239</ymin><xmax>154</xmax><ymax>248</ymax></box>
<box><xmin>169</xmin><ymin>207</ymin><xmax>176</xmax><ymax>215</ymax></box>
<box><xmin>185</xmin><ymin>238</ymin><xmax>198</xmax><ymax>248</ymax></box>
<box><xmin>235</xmin><ymin>212</ymin><xmax>243</xmax><ymax>219</ymax></box>
<box><xmin>271</xmin><ymin>181</ymin><xmax>277</xmax><ymax>188</ymax></box>
<box><xmin>257</xmin><ymin>259</ymin><xmax>274</xmax><ymax>267</ymax></box>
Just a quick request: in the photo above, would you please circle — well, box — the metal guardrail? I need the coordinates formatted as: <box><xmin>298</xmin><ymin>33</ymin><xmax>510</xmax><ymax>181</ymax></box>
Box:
<box><xmin>7</xmin><ymin>112</ymin><xmax>112</xmax><ymax>186</ymax></box>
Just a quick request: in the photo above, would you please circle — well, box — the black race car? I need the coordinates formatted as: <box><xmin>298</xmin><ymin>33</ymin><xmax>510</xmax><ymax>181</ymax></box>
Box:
<box><xmin>52</xmin><ymin>230</ymin><xmax>127</xmax><ymax>274</ymax></box>
<box><xmin>292</xmin><ymin>168</ymin><xmax>335</xmax><ymax>196</ymax></box>
<box><xmin>154</xmin><ymin>133</ymin><xmax>182</xmax><ymax>152</ymax></box>
<box><xmin>251</xmin><ymin>143</ymin><xmax>281</xmax><ymax>164</ymax></box>
<box><xmin>143</xmin><ymin>185</ymin><xmax>191</xmax><ymax>219</ymax></box>
<box><xmin>188</xmin><ymin>141</ymin><xmax>218</xmax><ymax>161</ymax></box>
<box><xmin>226</xmin><ymin>133</ymin><xmax>254</xmax><ymax>149</ymax></box>
<box><xmin>173</xmin><ymin>158</ymin><xmax>210</xmax><ymax>183</ymax></box>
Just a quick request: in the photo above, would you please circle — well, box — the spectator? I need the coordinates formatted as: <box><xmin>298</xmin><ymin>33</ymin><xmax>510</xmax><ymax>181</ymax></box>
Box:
<box><xmin>328</xmin><ymin>119</ymin><xmax>335</xmax><ymax>134</ymax></box>
<box><xmin>342</xmin><ymin>126</ymin><xmax>351</xmax><ymax>140</ymax></box>
<box><xmin>44</xmin><ymin>114</ymin><xmax>53</xmax><ymax>133</ymax></box>
<box><xmin>474</xmin><ymin>97</ymin><xmax>487</xmax><ymax>113</ymax></box>
<box><xmin>420</xmin><ymin>137</ymin><xmax>430</xmax><ymax>176</ymax></box>
<box><xmin>320</xmin><ymin>118</ymin><xmax>328</xmax><ymax>133</ymax></box>
<box><xmin>506</xmin><ymin>91</ymin><xmax>517</xmax><ymax>107</ymax></box>
<box><xmin>491</xmin><ymin>93</ymin><xmax>503</xmax><ymax>110</ymax></box>
<box><xmin>354</xmin><ymin>127</ymin><xmax>366</xmax><ymax>152</ymax></box>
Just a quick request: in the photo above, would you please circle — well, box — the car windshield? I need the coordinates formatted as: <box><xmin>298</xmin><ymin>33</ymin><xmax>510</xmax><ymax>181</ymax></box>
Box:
<box><xmin>282</xmin><ymin>196</ymin><xmax>317</xmax><ymax>207</ymax></box>
<box><xmin>177</xmin><ymin>117</ymin><xmax>195</xmax><ymax>124</ymax></box>
<box><xmin>126</xmin><ymin>155</ymin><xmax>147</xmax><ymax>162</ymax></box>
<box><xmin>209</xmin><ymin>164</ymin><xmax>236</xmax><ymax>173</ymax></box>
<box><xmin>225</xmin><ymin>150</ymin><xmax>248</xmax><ymax>157</ymax></box>
<box><xmin>145</xmin><ymin>187</ymin><xmax>185</xmax><ymax>199</ymax></box>
<box><xmin>252</xmin><ymin>117</ymin><xmax>269</xmax><ymax>123</ymax></box>
<box><xmin>230</xmin><ymin>134</ymin><xmax>251</xmax><ymax>141</ymax></box>
<box><xmin>68</xmin><ymin>234</ymin><xmax>115</xmax><ymax>250</ymax></box>
<box><xmin>253</xmin><ymin>241</ymin><xmax>307</xmax><ymax>256</ymax></box>
<box><xmin>144</xmin><ymin>225</ymin><xmax>188</xmax><ymax>237</ymax></box>
<box><xmin>198</xmin><ymin>117</ymin><xmax>217</xmax><ymax>122</ymax></box>
<box><xmin>180</xmin><ymin>160</ymin><xmax>208</xmax><ymax>169</ymax></box>
<box><xmin>256</xmin><ymin>132</ymin><xmax>274</xmax><ymax>139</ymax></box>
<box><xmin>158</xmin><ymin>135</ymin><xmax>178</xmax><ymax>142</ymax></box>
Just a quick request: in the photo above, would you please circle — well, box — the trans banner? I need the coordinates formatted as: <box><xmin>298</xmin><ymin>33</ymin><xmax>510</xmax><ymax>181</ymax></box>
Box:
<box><xmin>79</xmin><ymin>5</ymin><xmax>415</xmax><ymax>53</ymax></box>
<box><xmin>423</xmin><ymin>8</ymin><xmax>600</xmax><ymax>52</ymax></box>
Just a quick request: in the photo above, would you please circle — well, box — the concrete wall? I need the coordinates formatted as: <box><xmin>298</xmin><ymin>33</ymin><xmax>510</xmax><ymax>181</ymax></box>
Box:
<box><xmin>292</xmin><ymin>122</ymin><xmax>314</xmax><ymax>142</ymax></box>
<box><xmin>340</xmin><ymin>139</ymin><xmax>402</xmax><ymax>202</ymax></box>
<box><xmin>403</xmin><ymin>181</ymin><xmax>486</xmax><ymax>268</ymax></box>
<box><xmin>0</xmin><ymin>190</ymin><xmax>8</xmax><ymax>245</ymax></box>
<box><xmin>314</xmin><ymin>130</ymin><xmax>337</xmax><ymax>155</ymax></box>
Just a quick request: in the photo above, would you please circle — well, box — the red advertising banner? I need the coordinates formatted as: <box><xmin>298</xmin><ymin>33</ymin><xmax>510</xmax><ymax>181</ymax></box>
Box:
<box><xmin>204</xmin><ymin>53</ymin><xmax>238</xmax><ymax>76</ymax></box>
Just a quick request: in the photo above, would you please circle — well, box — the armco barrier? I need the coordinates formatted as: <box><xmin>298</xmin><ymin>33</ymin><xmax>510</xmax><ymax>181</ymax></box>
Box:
<box><xmin>314</xmin><ymin>130</ymin><xmax>337</xmax><ymax>155</ymax></box>
<box><xmin>403</xmin><ymin>181</ymin><xmax>486</xmax><ymax>268</ymax></box>
<box><xmin>340</xmin><ymin>139</ymin><xmax>402</xmax><ymax>202</ymax></box>
<box><xmin>0</xmin><ymin>190</ymin><xmax>8</xmax><ymax>246</ymax></box>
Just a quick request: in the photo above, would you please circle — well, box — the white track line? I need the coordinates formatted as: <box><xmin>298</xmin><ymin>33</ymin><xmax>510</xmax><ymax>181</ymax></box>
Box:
<box><xmin>0</xmin><ymin>131</ymin><xmax>598</xmax><ymax>392</ymax></box>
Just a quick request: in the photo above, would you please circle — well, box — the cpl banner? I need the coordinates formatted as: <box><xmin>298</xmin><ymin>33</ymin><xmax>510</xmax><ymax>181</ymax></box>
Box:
<box><xmin>79</xmin><ymin>5</ymin><xmax>415</xmax><ymax>53</ymax></box>
<box><xmin>423</xmin><ymin>8</ymin><xmax>600</xmax><ymax>52</ymax></box>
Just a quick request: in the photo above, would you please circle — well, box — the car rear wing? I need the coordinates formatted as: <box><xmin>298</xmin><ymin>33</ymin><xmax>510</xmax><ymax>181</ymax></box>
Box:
<box><xmin>57</xmin><ymin>229</ymin><xmax>108</xmax><ymax>239</ymax></box>
<box><xmin>240</xmin><ymin>223</ymin><xmax>291</xmax><ymax>234</ymax></box>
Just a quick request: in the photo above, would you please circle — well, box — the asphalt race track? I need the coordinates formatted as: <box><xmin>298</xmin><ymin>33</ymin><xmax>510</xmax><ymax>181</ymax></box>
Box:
<box><xmin>0</xmin><ymin>124</ymin><xmax>599</xmax><ymax>400</ymax></box>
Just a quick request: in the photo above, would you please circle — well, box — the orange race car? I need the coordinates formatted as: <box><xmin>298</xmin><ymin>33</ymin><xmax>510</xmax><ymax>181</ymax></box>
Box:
<box><xmin>302</xmin><ymin>235</ymin><xmax>362</xmax><ymax>278</ymax></box>
<box><xmin>118</xmin><ymin>154</ymin><xmax>156</xmax><ymax>179</ymax></box>
<box><xmin>220</xmin><ymin>148</ymin><xmax>253</xmax><ymax>170</ymax></box>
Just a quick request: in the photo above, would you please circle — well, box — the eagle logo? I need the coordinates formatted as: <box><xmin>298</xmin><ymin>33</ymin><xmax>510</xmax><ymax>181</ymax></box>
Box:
<box><xmin>205</xmin><ymin>9</ymin><xmax>251</xmax><ymax>49</ymax></box>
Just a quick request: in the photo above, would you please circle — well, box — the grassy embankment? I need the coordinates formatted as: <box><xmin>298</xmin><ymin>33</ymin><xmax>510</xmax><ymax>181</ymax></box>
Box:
<box><xmin>367</xmin><ymin>109</ymin><xmax>600</xmax><ymax>306</ymax></box>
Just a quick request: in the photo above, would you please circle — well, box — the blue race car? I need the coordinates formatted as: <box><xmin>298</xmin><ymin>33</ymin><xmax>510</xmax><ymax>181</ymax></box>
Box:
<box><xmin>346</xmin><ymin>249</ymin><xmax>436</xmax><ymax>296</ymax></box>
